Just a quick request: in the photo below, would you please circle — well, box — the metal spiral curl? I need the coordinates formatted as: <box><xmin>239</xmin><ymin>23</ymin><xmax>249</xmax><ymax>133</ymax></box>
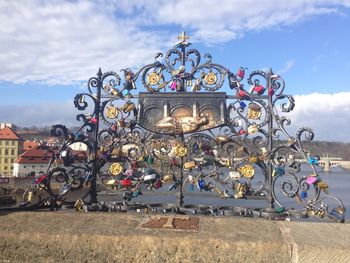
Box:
<box><xmin>51</xmin><ymin>125</ymin><xmax>69</xmax><ymax>139</ymax></box>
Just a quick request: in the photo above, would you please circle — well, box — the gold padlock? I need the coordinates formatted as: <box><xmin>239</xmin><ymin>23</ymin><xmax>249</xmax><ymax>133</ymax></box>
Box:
<box><xmin>183</xmin><ymin>161</ymin><xmax>196</xmax><ymax>170</ymax></box>
<box><xmin>317</xmin><ymin>181</ymin><xmax>329</xmax><ymax>193</ymax></box>
<box><xmin>215</xmin><ymin>135</ymin><xmax>230</xmax><ymax>143</ymax></box>
<box><xmin>249</xmin><ymin>156</ymin><xmax>258</xmax><ymax>163</ymax></box>
<box><xmin>162</xmin><ymin>174</ymin><xmax>174</xmax><ymax>183</ymax></box>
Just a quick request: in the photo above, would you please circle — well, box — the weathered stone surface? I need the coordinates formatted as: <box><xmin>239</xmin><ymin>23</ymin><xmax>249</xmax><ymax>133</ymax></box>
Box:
<box><xmin>0</xmin><ymin>211</ymin><xmax>348</xmax><ymax>262</ymax></box>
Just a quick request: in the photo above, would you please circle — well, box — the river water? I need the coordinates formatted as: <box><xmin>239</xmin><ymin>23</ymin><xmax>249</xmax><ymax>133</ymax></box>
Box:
<box><xmin>130</xmin><ymin>166</ymin><xmax>350</xmax><ymax>219</ymax></box>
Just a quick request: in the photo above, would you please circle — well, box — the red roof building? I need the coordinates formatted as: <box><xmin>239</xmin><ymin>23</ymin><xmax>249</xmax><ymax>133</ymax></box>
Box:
<box><xmin>13</xmin><ymin>147</ymin><xmax>88</xmax><ymax>177</ymax></box>
<box><xmin>0</xmin><ymin>126</ymin><xmax>21</xmax><ymax>140</ymax></box>
<box><xmin>0</xmin><ymin>126</ymin><xmax>23</xmax><ymax>176</ymax></box>
<box><xmin>23</xmin><ymin>141</ymin><xmax>40</xmax><ymax>151</ymax></box>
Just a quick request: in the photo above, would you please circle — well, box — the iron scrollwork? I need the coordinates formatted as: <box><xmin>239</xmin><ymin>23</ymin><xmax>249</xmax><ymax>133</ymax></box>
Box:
<box><xmin>21</xmin><ymin>32</ymin><xmax>345</xmax><ymax>222</ymax></box>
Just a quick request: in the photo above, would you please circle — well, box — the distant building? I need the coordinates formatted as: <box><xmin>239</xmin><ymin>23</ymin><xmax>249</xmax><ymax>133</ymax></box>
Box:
<box><xmin>0</xmin><ymin>126</ymin><xmax>23</xmax><ymax>176</ymax></box>
<box><xmin>23</xmin><ymin>141</ymin><xmax>40</xmax><ymax>151</ymax></box>
<box><xmin>13</xmin><ymin>146</ymin><xmax>88</xmax><ymax>177</ymax></box>
<box><xmin>13</xmin><ymin>147</ymin><xmax>54</xmax><ymax>177</ymax></box>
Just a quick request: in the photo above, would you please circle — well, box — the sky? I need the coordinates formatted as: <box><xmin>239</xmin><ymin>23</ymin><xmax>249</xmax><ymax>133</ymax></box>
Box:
<box><xmin>0</xmin><ymin>0</ymin><xmax>350</xmax><ymax>142</ymax></box>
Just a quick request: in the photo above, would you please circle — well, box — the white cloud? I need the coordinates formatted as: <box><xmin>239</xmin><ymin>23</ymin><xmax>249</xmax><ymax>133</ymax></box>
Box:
<box><xmin>0</xmin><ymin>0</ymin><xmax>349</xmax><ymax>84</ymax></box>
<box><xmin>277</xmin><ymin>60</ymin><xmax>295</xmax><ymax>75</ymax></box>
<box><xmin>0</xmin><ymin>1</ymin><xmax>166</xmax><ymax>84</ymax></box>
<box><xmin>285</xmin><ymin>92</ymin><xmax>350</xmax><ymax>142</ymax></box>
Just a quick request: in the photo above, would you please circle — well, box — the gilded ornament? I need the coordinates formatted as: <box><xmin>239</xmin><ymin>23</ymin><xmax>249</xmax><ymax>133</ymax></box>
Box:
<box><xmin>147</xmin><ymin>72</ymin><xmax>161</xmax><ymax>85</ymax></box>
<box><xmin>175</xmin><ymin>145</ymin><xmax>187</xmax><ymax>157</ymax></box>
<box><xmin>109</xmin><ymin>162</ymin><xmax>123</xmax><ymax>176</ymax></box>
<box><xmin>105</xmin><ymin>106</ymin><xmax>118</xmax><ymax>119</ymax></box>
<box><xmin>240</xmin><ymin>165</ymin><xmax>255</xmax><ymax>178</ymax></box>
<box><xmin>204</xmin><ymin>72</ymin><xmax>217</xmax><ymax>85</ymax></box>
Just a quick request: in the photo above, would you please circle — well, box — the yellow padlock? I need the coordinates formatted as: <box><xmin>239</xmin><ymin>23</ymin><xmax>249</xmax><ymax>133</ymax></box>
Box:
<box><xmin>183</xmin><ymin>161</ymin><xmax>196</xmax><ymax>170</ymax></box>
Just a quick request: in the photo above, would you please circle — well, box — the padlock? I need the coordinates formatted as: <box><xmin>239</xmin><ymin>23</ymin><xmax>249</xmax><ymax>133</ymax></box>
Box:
<box><xmin>237</xmin><ymin>67</ymin><xmax>246</xmax><ymax>79</ymax></box>
<box><xmin>247</xmin><ymin>125</ymin><xmax>258</xmax><ymax>134</ymax></box>
<box><xmin>275</xmin><ymin>207</ymin><xmax>285</xmax><ymax>213</ymax></box>
<box><xmin>317</xmin><ymin>181</ymin><xmax>329</xmax><ymax>194</ymax></box>
<box><xmin>237</xmin><ymin>89</ymin><xmax>248</xmax><ymax>99</ymax></box>
<box><xmin>249</xmin><ymin>156</ymin><xmax>258</xmax><ymax>163</ymax></box>
<box><xmin>74</xmin><ymin>199</ymin><xmax>84</xmax><ymax>212</ymax></box>
<box><xmin>238</xmin><ymin>129</ymin><xmax>246</xmax><ymax>135</ymax></box>
<box><xmin>229</xmin><ymin>171</ymin><xmax>241</xmax><ymax>179</ymax></box>
<box><xmin>162</xmin><ymin>174</ymin><xmax>174</xmax><ymax>183</ymax></box>
<box><xmin>123</xmin><ymin>189</ymin><xmax>133</xmax><ymax>201</ymax></box>
<box><xmin>273</xmin><ymin>166</ymin><xmax>285</xmax><ymax>177</ymax></box>
<box><xmin>170</xmin><ymin>81</ymin><xmax>177</xmax><ymax>91</ymax></box>
<box><xmin>253</xmin><ymin>85</ymin><xmax>265</xmax><ymax>95</ymax></box>
<box><xmin>144</xmin><ymin>173</ymin><xmax>157</xmax><ymax>182</ymax></box>
<box><xmin>306</xmin><ymin>176</ymin><xmax>317</xmax><ymax>185</ymax></box>
<box><xmin>121</xmin><ymin>179</ymin><xmax>132</xmax><ymax>187</ymax></box>
<box><xmin>329</xmin><ymin>206</ymin><xmax>345</xmax><ymax>223</ymax></box>
<box><xmin>300</xmin><ymin>191</ymin><xmax>307</xmax><ymax>199</ymax></box>
<box><xmin>239</xmin><ymin>101</ymin><xmax>247</xmax><ymax>109</ymax></box>
<box><xmin>154</xmin><ymin>179</ymin><xmax>162</xmax><ymax>189</ymax></box>
<box><xmin>132</xmin><ymin>189</ymin><xmax>142</xmax><ymax>198</ymax></box>
<box><xmin>146</xmin><ymin>156</ymin><xmax>154</xmax><ymax>165</ymax></box>
<box><xmin>183</xmin><ymin>161</ymin><xmax>196</xmax><ymax>170</ymax></box>
<box><xmin>197</xmin><ymin>179</ymin><xmax>205</xmax><ymax>190</ymax></box>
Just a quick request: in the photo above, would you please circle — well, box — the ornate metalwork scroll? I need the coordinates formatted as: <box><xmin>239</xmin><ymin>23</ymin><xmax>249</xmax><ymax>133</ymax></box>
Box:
<box><xmin>23</xmin><ymin>32</ymin><xmax>344</xmax><ymax>222</ymax></box>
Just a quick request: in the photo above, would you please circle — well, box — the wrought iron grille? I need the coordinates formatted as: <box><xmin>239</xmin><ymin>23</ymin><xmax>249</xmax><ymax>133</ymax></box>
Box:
<box><xmin>23</xmin><ymin>32</ymin><xmax>345</xmax><ymax>222</ymax></box>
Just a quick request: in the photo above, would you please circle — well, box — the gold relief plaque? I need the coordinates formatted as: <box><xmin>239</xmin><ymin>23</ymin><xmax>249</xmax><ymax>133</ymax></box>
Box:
<box><xmin>147</xmin><ymin>72</ymin><xmax>161</xmax><ymax>85</ymax></box>
<box><xmin>175</xmin><ymin>145</ymin><xmax>187</xmax><ymax>157</ymax></box>
<box><xmin>240</xmin><ymin>165</ymin><xmax>255</xmax><ymax>178</ymax></box>
<box><xmin>106</xmin><ymin>106</ymin><xmax>118</xmax><ymax>119</ymax></box>
<box><xmin>109</xmin><ymin>162</ymin><xmax>123</xmax><ymax>176</ymax></box>
<box><xmin>204</xmin><ymin>72</ymin><xmax>217</xmax><ymax>85</ymax></box>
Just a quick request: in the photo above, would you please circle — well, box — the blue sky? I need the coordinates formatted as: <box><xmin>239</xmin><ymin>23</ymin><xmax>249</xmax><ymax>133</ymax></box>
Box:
<box><xmin>1</xmin><ymin>0</ymin><xmax>350</xmax><ymax>141</ymax></box>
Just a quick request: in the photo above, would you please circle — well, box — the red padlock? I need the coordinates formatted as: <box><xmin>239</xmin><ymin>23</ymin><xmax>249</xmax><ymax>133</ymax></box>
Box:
<box><xmin>268</xmin><ymin>88</ymin><xmax>275</xmax><ymax>97</ymax></box>
<box><xmin>254</xmin><ymin>85</ymin><xmax>265</xmax><ymax>95</ymax></box>
<box><xmin>237</xmin><ymin>90</ymin><xmax>247</xmax><ymax>99</ymax></box>
<box><xmin>237</xmin><ymin>67</ymin><xmax>245</xmax><ymax>79</ymax></box>
<box><xmin>121</xmin><ymin>179</ymin><xmax>132</xmax><ymax>187</ymax></box>
<box><xmin>154</xmin><ymin>179</ymin><xmax>162</xmax><ymax>189</ymax></box>
<box><xmin>239</xmin><ymin>129</ymin><xmax>246</xmax><ymax>135</ymax></box>
<box><xmin>89</xmin><ymin>117</ymin><xmax>98</xmax><ymax>124</ymax></box>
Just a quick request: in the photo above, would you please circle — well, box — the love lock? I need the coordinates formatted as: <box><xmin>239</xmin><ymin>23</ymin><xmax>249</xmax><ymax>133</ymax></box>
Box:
<box><xmin>329</xmin><ymin>206</ymin><xmax>345</xmax><ymax>223</ymax></box>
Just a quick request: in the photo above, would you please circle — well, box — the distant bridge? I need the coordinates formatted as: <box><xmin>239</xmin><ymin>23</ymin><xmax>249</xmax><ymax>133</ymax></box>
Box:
<box><xmin>318</xmin><ymin>158</ymin><xmax>350</xmax><ymax>172</ymax></box>
<box><xmin>296</xmin><ymin>156</ymin><xmax>350</xmax><ymax>171</ymax></box>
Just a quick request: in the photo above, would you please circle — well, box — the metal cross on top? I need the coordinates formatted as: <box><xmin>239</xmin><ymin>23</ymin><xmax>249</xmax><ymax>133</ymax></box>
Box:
<box><xmin>178</xmin><ymin>31</ymin><xmax>190</xmax><ymax>43</ymax></box>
